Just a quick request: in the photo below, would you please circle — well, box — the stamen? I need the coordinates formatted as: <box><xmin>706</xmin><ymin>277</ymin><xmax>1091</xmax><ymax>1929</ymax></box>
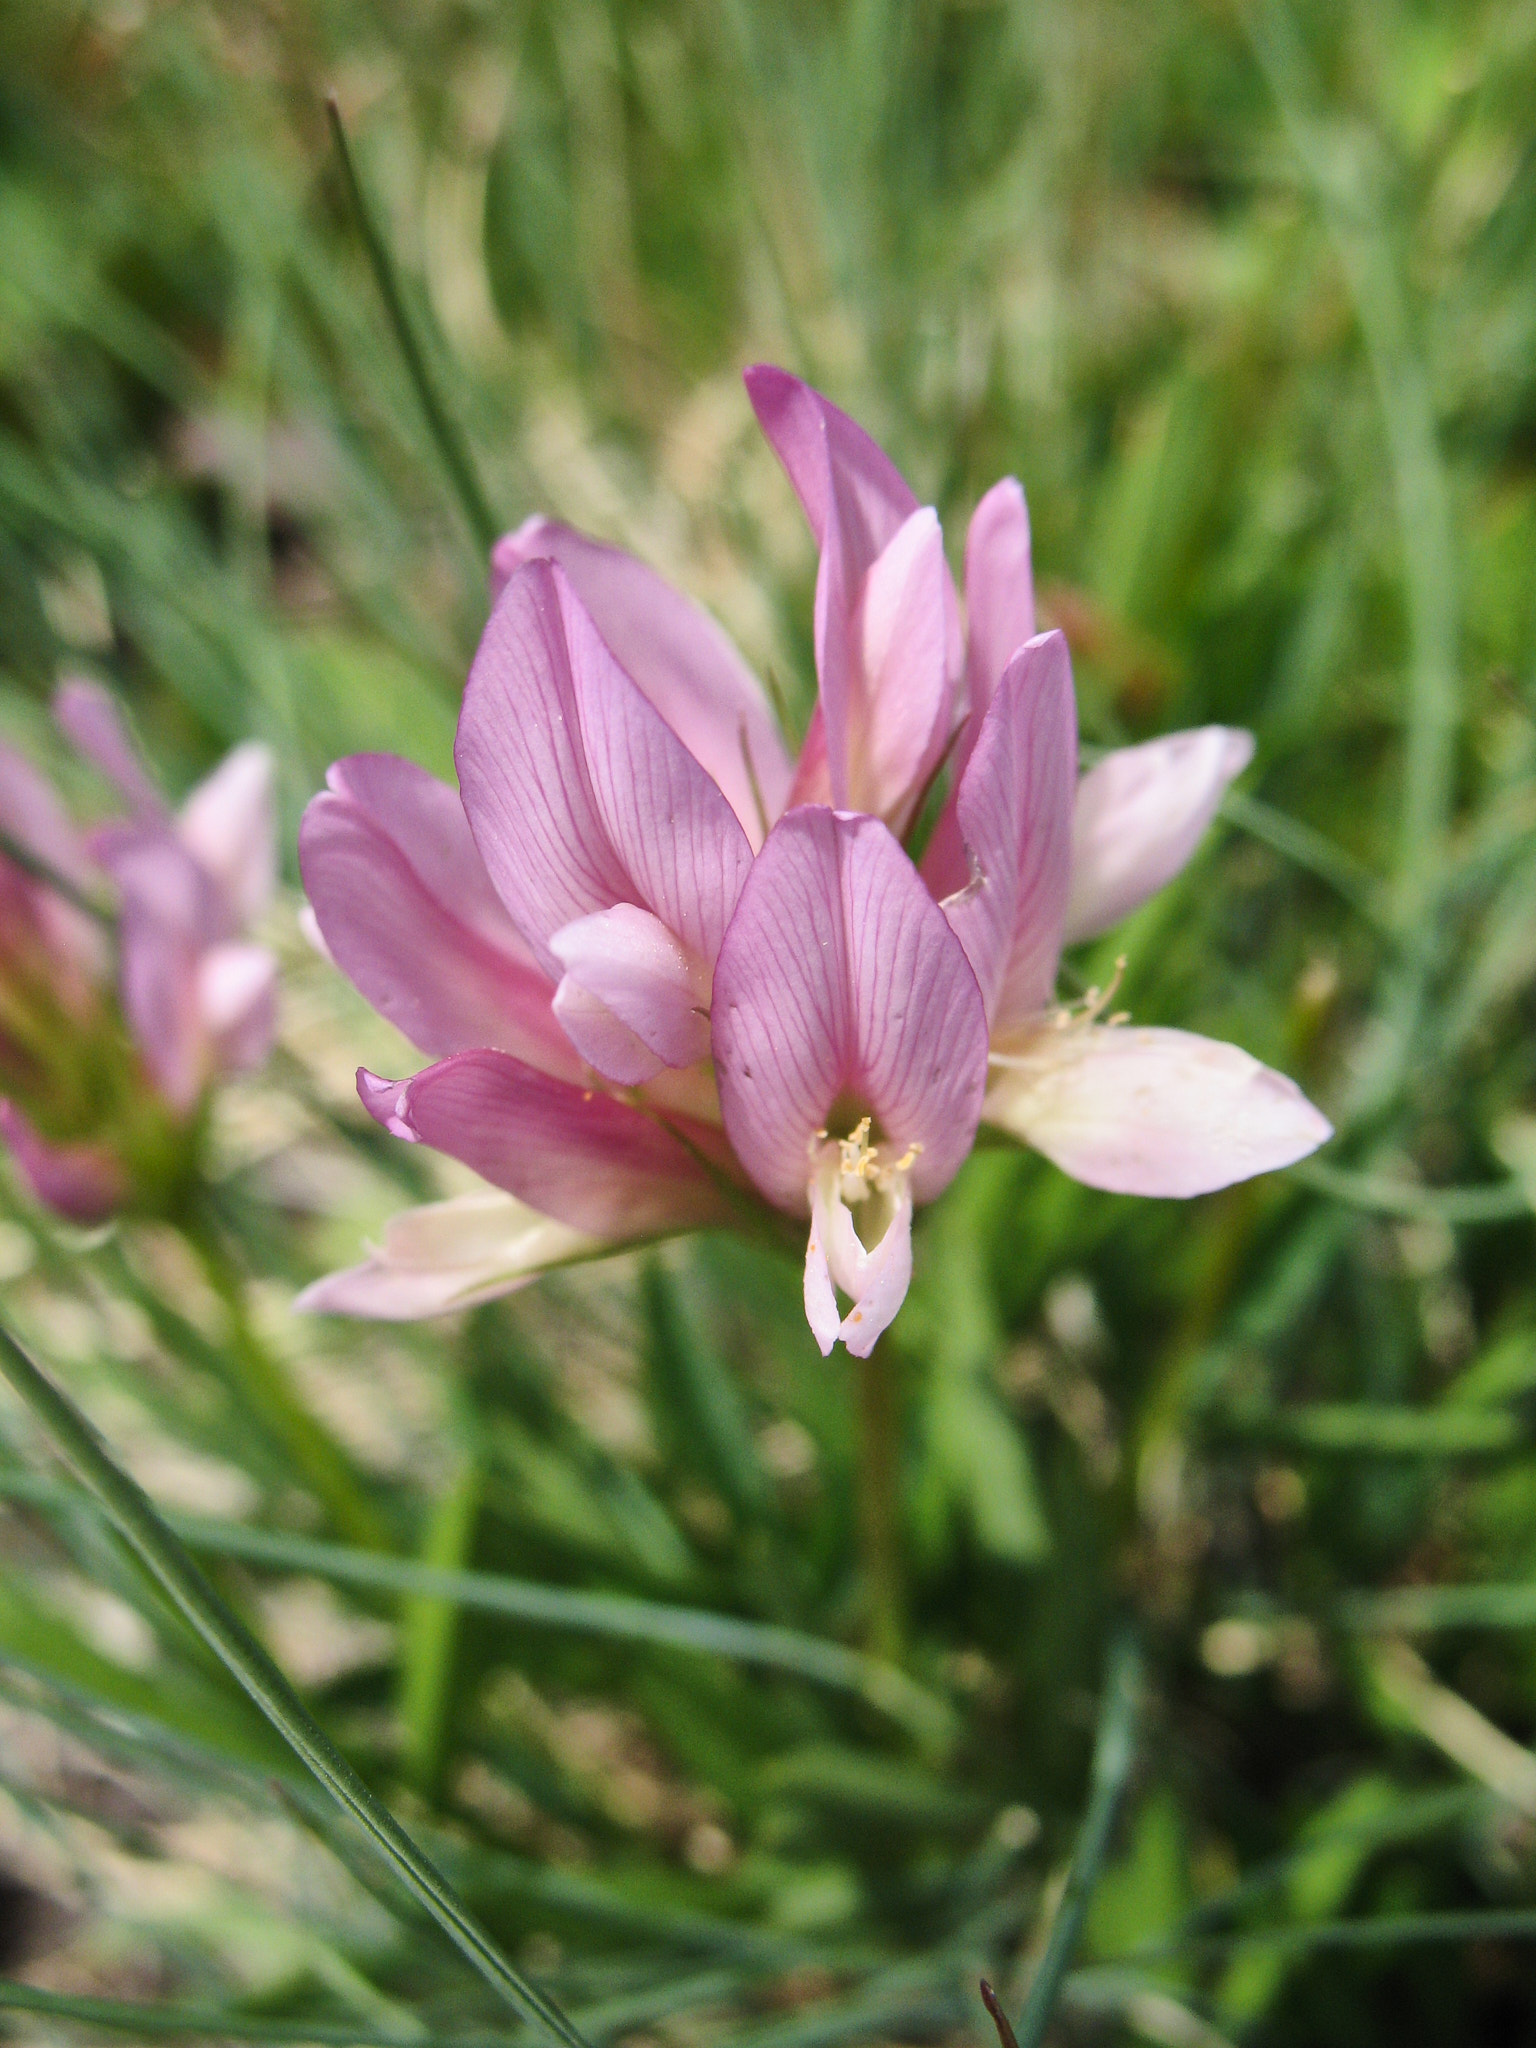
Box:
<box><xmin>988</xmin><ymin>956</ymin><xmax>1132</xmax><ymax>1071</ymax></box>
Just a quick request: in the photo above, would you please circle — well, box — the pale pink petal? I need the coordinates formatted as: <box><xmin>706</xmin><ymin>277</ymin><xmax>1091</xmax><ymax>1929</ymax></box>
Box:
<box><xmin>299</xmin><ymin>759</ymin><xmax>578</xmax><ymax>1076</ymax></box>
<box><xmin>963</xmin><ymin>478</ymin><xmax>1035</xmax><ymax>723</ymax></box>
<box><xmin>94</xmin><ymin>831</ymin><xmax>216</xmax><ymax>1113</ymax></box>
<box><xmin>712</xmin><ymin>807</ymin><xmax>988</xmax><ymax>1212</ymax></box>
<box><xmin>1063</xmin><ymin>727</ymin><xmax>1256</xmax><ymax>943</ymax></box>
<box><xmin>550</xmin><ymin>904</ymin><xmax>711</xmax><ymax>1083</ymax></box>
<box><xmin>490</xmin><ymin>517</ymin><xmax>791</xmax><ymax>843</ymax></box>
<box><xmin>987</xmin><ymin>1024</ymin><xmax>1332</xmax><ymax>1197</ymax></box>
<box><xmin>179</xmin><ymin>742</ymin><xmax>276</xmax><ymax>925</ymax></box>
<box><xmin>54</xmin><ymin>679</ymin><xmax>166</xmax><ymax>820</ymax></box>
<box><xmin>930</xmin><ymin>632</ymin><xmax>1076</xmax><ymax>1030</ymax></box>
<box><xmin>458</xmin><ymin>560</ymin><xmax>751</xmax><ymax>972</ymax></box>
<box><xmin>297</xmin><ymin>1191</ymin><xmax>601</xmax><ymax>1320</ymax></box>
<box><xmin>850</xmin><ymin>507</ymin><xmax>953</xmax><ymax>824</ymax></box>
<box><xmin>0</xmin><ymin>1101</ymin><xmax>125</xmax><ymax>1222</ymax></box>
<box><xmin>357</xmin><ymin>1049</ymin><xmax>736</xmax><ymax>1238</ymax></box>
<box><xmin>197</xmin><ymin>941</ymin><xmax>277</xmax><ymax>1074</ymax></box>
<box><xmin>804</xmin><ymin>1164</ymin><xmax>914</xmax><ymax>1359</ymax></box>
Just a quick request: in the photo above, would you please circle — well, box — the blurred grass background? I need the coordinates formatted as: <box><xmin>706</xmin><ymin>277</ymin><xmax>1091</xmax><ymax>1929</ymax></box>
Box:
<box><xmin>2</xmin><ymin>0</ymin><xmax>1536</xmax><ymax>2042</ymax></box>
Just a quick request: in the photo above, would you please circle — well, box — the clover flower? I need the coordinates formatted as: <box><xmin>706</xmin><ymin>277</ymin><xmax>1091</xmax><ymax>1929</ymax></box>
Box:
<box><xmin>298</xmin><ymin>370</ymin><xmax>1329</xmax><ymax>1354</ymax></box>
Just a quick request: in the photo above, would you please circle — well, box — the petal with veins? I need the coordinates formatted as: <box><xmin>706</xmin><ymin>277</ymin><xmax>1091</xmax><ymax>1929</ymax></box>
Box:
<box><xmin>458</xmin><ymin>560</ymin><xmax>752</xmax><ymax>979</ymax></box>
<box><xmin>357</xmin><ymin>1048</ymin><xmax>736</xmax><ymax>1239</ymax></box>
<box><xmin>986</xmin><ymin>1023</ymin><xmax>1332</xmax><ymax>1197</ymax></box>
<box><xmin>932</xmin><ymin>632</ymin><xmax>1076</xmax><ymax>1029</ymax></box>
<box><xmin>490</xmin><ymin>517</ymin><xmax>791</xmax><ymax>844</ymax></box>
<box><xmin>300</xmin><ymin>755</ymin><xmax>576</xmax><ymax>1075</ymax></box>
<box><xmin>713</xmin><ymin>806</ymin><xmax>988</xmax><ymax>1213</ymax></box>
<box><xmin>297</xmin><ymin>1190</ymin><xmax>602</xmax><ymax>1319</ymax></box>
<box><xmin>1063</xmin><ymin>727</ymin><xmax>1255</xmax><ymax>943</ymax></box>
<box><xmin>550</xmin><ymin>904</ymin><xmax>712</xmax><ymax>1082</ymax></box>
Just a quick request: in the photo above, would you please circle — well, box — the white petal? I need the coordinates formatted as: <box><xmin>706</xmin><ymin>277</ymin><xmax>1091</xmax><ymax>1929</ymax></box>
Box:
<box><xmin>1063</xmin><ymin>728</ymin><xmax>1254</xmax><ymax>943</ymax></box>
<box><xmin>801</xmin><ymin>1158</ymin><xmax>915</xmax><ymax>1357</ymax></box>
<box><xmin>296</xmin><ymin>1192</ymin><xmax>601</xmax><ymax>1320</ymax></box>
<box><xmin>987</xmin><ymin>1023</ymin><xmax>1331</xmax><ymax>1197</ymax></box>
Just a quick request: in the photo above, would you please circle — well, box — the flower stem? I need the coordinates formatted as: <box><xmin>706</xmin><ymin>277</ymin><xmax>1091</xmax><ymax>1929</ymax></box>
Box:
<box><xmin>855</xmin><ymin>1341</ymin><xmax>903</xmax><ymax>1665</ymax></box>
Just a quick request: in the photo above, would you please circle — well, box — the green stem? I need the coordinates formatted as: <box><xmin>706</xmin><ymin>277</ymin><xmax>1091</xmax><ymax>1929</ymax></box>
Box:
<box><xmin>0</xmin><ymin>1317</ymin><xmax>593</xmax><ymax>2048</ymax></box>
<box><xmin>184</xmin><ymin>1219</ymin><xmax>388</xmax><ymax>1551</ymax></box>
<box><xmin>324</xmin><ymin>95</ymin><xmax>500</xmax><ymax>554</ymax></box>
<box><xmin>855</xmin><ymin>1342</ymin><xmax>903</xmax><ymax>1665</ymax></box>
<box><xmin>0</xmin><ymin>826</ymin><xmax>116</xmax><ymax>926</ymax></box>
<box><xmin>1000</xmin><ymin>1631</ymin><xmax>1143</xmax><ymax>2048</ymax></box>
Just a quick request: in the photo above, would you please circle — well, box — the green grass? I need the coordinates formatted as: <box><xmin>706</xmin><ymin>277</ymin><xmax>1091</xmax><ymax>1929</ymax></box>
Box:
<box><xmin>2</xmin><ymin>2</ymin><xmax>1536</xmax><ymax>2043</ymax></box>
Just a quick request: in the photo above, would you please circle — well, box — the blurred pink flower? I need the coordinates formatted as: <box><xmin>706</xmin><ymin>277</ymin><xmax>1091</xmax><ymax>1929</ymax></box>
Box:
<box><xmin>0</xmin><ymin>683</ymin><xmax>277</xmax><ymax>1219</ymax></box>
<box><xmin>300</xmin><ymin>367</ymin><xmax>1329</xmax><ymax>1352</ymax></box>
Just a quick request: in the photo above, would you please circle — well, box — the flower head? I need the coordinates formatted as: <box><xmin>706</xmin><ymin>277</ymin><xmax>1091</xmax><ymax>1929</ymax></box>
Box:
<box><xmin>0</xmin><ymin>683</ymin><xmax>277</xmax><ymax>1220</ymax></box>
<box><xmin>300</xmin><ymin>368</ymin><xmax>1330</xmax><ymax>1353</ymax></box>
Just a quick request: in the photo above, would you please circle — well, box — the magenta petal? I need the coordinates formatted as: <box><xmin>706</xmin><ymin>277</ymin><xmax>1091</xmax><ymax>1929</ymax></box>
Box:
<box><xmin>746</xmin><ymin>366</ymin><xmax>928</xmax><ymax>808</ymax></box>
<box><xmin>550</xmin><ymin>905</ymin><xmax>711</xmax><ymax>1081</ymax></box>
<box><xmin>358</xmin><ymin>1050</ymin><xmax>733</xmax><ymax>1239</ymax></box>
<box><xmin>458</xmin><ymin>560</ymin><xmax>752</xmax><ymax>973</ymax></box>
<box><xmin>490</xmin><ymin>518</ymin><xmax>791</xmax><ymax>843</ymax></box>
<box><xmin>989</xmin><ymin>1024</ymin><xmax>1332</xmax><ymax>1196</ymax></box>
<box><xmin>300</xmin><ymin>757</ymin><xmax>576</xmax><ymax>1075</ymax></box>
<box><xmin>0</xmin><ymin>1102</ymin><xmax>125</xmax><ymax>1222</ymax></box>
<box><xmin>963</xmin><ymin>478</ymin><xmax>1035</xmax><ymax>723</ymax></box>
<box><xmin>54</xmin><ymin>679</ymin><xmax>166</xmax><ymax>820</ymax></box>
<box><xmin>712</xmin><ymin>806</ymin><xmax>988</xmax><ymax>1212</ymax></box>
<box><xmin>933</xmin><ymin>632</ymin><xmax>1077</xmax><ymax>1030</ymax></box>
<box><xmin>1063</xmin><ymin>727</ymin><xmax>1256</xmax><ymax>943</ymax></box>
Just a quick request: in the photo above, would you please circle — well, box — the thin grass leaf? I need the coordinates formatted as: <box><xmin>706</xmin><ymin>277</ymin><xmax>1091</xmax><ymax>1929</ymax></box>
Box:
<box><xmin>0</xmin><ymin>1317</ymin><xmax>594</xmax><ymax>2048</ymax></box>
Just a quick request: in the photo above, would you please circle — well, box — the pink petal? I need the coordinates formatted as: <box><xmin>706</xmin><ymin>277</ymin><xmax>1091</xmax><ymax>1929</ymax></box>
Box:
<box><xmin>1063</xmin><ymin>727</ymin><xmax>1255</xmax><ymax>943</ymax></box>
<box><xmin>459</xmin><ymin>560</ymin><xmax>752</xmax><ymax>975</ymax></box>
<box><xmin>712</xmin><ymin>806</ymin><xmax>988</xmax><ymax>1212</ymax></box>
<box><xmin>179</xmin><ymin>742</ymin><xmax>276</xmax><ymax>927</ymax></box>
<box><xmin>746</xmin><ymin>366</ymin><xmax>961</xmax><ymax>808</ymax></box>
<box><xmin>357</xmin><ymin>1049</ymin><xmax>736</xmax><ymax>1238</ymax></box>
<box><xmin>987</xmin><ymin>1024</ymin><xmax>1332</xmax><ymax>1197</ymax></box>
<box><xmin>197</xmin><ymin>941</ymin><xmax>277</xmax><ymax>1074</ymax></box>
<box><xmin>490</xmin><ymin>517</ymin><xmax>791</xmax><ymax>844</ymax></box>
<box><xmin>0</xmin><ymin>1101</ymin><xmax>125</xmax><ymax>1222</ymax></box>
<box><xmin>804</xmin><ymin>1165</ymin><xmax>914</xmax><ymax>1359</ymax></box>
<box><xmin>964</xmin><ymin>478</ymin><xmax>1035</xmax><ymax>723</ymax></box>
<box><xmin>850</xmin><ymin>507</ymin><xmax>953</xmax><ymax>824</ymax></box>
<box><xmin>95</xmin><ymin>830</ymin><xmax>218</xmax><ymax>1113</ymax></box>
<box><xmin>0</xmin><ymin>744</ymin><xmax>104</xmax><ymax>977</ymax></box>
<box><xmin>929</xmin><ymin>632</ymin><xmax>1076</xmax><ymax>1030</ymax></box>
<box><xmin>297</xmin><ymin>1191</ymin><xmax>600</xmax><ymax>1320</ymax></box>
<box><xmin>300</xmin><ymin>757</ymin><xmax>576</xmax><ymax>1075</ymax></box>
<box><xmin>550</xmin><ymin>904</ymin><xmax>712</xmax><ymax>1083</ymax></box>
<box><xmin>54</xmin><ymin>679</ymin><xmax>166</xmax><ymax>820</ymax></box>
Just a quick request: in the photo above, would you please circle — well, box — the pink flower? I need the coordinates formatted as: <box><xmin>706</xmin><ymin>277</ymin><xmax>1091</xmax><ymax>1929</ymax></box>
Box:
<box><xmin>0</xmin><ymin>684</ymin><xmax>278</xmax><ymax>1220</ymax></box>
<box><xmin>301</xmin><ymin>367</ymin><xmax>1330</xmax><ymax>1352</ymax></box>
<box><xmin>752</xmin><ymin>370</ymin><xmax>1331</xmax><ymax>1202</ymax></box>
<box><xmin>299</xmin><ymin>558</ymin><xmax>985</xmax><ymax>1353</ymax></box>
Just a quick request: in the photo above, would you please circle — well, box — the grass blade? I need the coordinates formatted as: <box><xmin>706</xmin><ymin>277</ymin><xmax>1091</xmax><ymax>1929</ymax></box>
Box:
<box><xmin>1000</xmin><ymin>1631</ymin><xmax>1143</xmax><ymax>2048</ymax></box>
<box><xmin>324</xmin><ymin>94</ymin><xmax>500</xmax><ymax>553</ymax></box>
<box><xmin>0</xmin><ymin>1317</ymin><xmax>593</xmax><ymax>2048</ymax></box>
